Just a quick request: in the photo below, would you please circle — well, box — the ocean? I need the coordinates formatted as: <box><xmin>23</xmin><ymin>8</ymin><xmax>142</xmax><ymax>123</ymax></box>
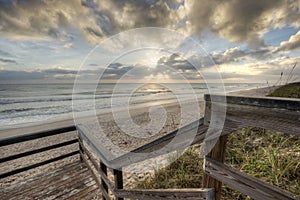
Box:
<box><xmin>0</xmin><ymin>83</ymin><xmax>264</xmax><ymax>128</ymax></box>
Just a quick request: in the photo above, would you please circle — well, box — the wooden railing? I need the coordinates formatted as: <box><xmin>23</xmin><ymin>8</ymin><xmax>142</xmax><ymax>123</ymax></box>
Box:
<box><xmin>77</xmin><ymin>120</ymin><xmax>214</xmax><ymax>200</ymax></box>
<box><xmin>77</xmin><ymin>94</ymin><xmax>299</xmax><ymax>200</ymax></box>
<box><xmin>202</xmin><ymin>95</ymin><xmax>300</xmax><ymax>200</ymax></box>
<box><xmin>0</xmin><ymin>126</ymin><xmax>78</xmax><ymax>179</ymax></box>
<box><xmin>0</xmin><ymin>94</ymin><xmax>299</xmax><ymax>200</ymax></box>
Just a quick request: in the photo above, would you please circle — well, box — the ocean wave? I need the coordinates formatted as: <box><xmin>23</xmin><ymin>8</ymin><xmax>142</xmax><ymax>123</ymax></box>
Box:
<box><xmin>0</xmin><ymin>107</ymin><xmax>36</xmax><ymax>114</ymax></box>
<box><xmin>0</xmin><ymin>91</ymin><xmax>169</xmax><ymax>105</ymax></box>
<box><xmin>0</xmin><ymin>107</ymin><xmax>73</xmax><ymax>120</ymax></box>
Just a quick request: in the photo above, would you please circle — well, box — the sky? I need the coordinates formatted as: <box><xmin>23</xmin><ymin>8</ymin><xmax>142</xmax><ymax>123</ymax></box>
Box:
<box><xmin>0</xmin><ymin>0</ymin><xmax>300</xmax><ymax>84</ymax></box>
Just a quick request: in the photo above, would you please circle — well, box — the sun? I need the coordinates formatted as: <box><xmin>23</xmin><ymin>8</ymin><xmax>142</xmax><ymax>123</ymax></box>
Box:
<box><xmin>141</xmin><ymin>50</ymin><xmax>165</xmax><ymax>68</ymax></box>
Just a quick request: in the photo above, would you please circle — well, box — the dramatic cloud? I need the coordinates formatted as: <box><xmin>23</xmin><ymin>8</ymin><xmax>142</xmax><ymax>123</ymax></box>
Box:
<box><xmin>186</xmin><ymin>0</ymin><xmax>300</xmax><ymax>47</ymax></box>
<box><xmin>157</xmin><ymin>53</ymin><xmax>195</xmax><ymax>71</ymax></box>
<box><xmin>0</xmin><ymin>0</ymin><xmax>183</xmax><ymax>44</ymax></box>
<box><xmin>1</xmin><ymin>0</ymin><xmax>299</xmax><ymax>47</ymax></box>
<box><xmin>90</xmin><ymin>0</ymin><xmax>181</xmax><ymax>29</ymax></box>
<box><xmin>274</xmin><ymin>31</ymin><xmax>300</xmax><ymax>53</ymax></box>
<box><xmin>0</xmin><ymin>0</ymin><xmax>104</xmax><ymax>43</ymax></box>
<box><xmin>211</xmin><ymin>47</ymin><xmax>246</xmax><ymax>64</ymax></box>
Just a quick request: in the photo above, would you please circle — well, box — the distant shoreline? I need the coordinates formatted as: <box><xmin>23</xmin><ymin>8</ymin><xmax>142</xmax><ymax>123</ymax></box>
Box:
<box><xmin>0</xmin><ymin>85</ymin><xmax>276</xmax><ymax>140</ymax></box>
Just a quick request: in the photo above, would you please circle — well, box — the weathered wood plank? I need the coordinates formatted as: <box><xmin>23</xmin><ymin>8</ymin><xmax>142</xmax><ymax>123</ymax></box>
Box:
<box><xmin>204</xmin><ymin>157</ymin><xmax>298</xmax><ymax>200</ymax></box>
<box><xmin>24</xmin><ymin>165</ymin><xmax>90</xmax><ymax>199</ymax></box>
<box><xmin>114</xmin><ymin>169</ymin><xmax>124</xmax><ymax>200</ymax></box>
<box><xmin>100</xmin><ymin>162</ymin><xmax>109</xmax><ymax>200</ymax></box>
<box><xmin>67</xmin><ymin>184</ymin><xmax>100</xmax><ymax>200</ymax></box>
<box><xmin>100</xmin><ymin>184</ymin><xmax>111</xmax><ymax>200</ymax></box>
<box><xmin>0</xmin><ymin>126</ymin><xmax>76</xmax><ymax>147</ymax></box>
<box><xmin>71</xmin><ymin>185</ymin><xmax>100</xmax><ymax>200</ymax></box>
<box><xmin>0</xmin><ymin>139</ymin><xmax>78</xmax><ymax>163</ymax></box>
<box><xmin>204</xmin><ymin>94</ymin><xmax>300</xmax><ymax>136</ymax></box>
<box><xmin>202</xmin><ymin>135</ymin><xmax>227</xmax><ymax>200</ymax></box>
<box><xmin>0</xmin><ymin>150</ymin><xmax>79</xmax><ymax>179</ymax></box>
<box><xmin>205</xmin><ymin>94</ymin><xmax>300</xmax><ymax>110</ymax></box>
<box><xmin>79</xmin><ymin>150</ymin><xmax>102</xmax><ymax>188</ymax></box>
<box><xmin>77</xmin><ymin>125</ymin><xmax>113</xmax><ymax>166</ymax></box>
<box><xmin>77</xmin><ymin>118</ymin><xmax>208</xmax><ymax>169</ymax></box>
<box><xmin>43</xmin><ymin>177</ymin><xmax>95</xmax><ymax>199</ymax></box>
<box><xmin>114</xmin><ymin>188</ymin><xmax>215</xmax><ymax>200</ymax></box>
<box><xmin>0</xmin><ymin>161</ymin><xmax>83</xmax><ymax>198</ymax></box>
<box><xmin>78</xmin><ymin>136</ymin><xmax>100</xmax><ymax>171</ymax></box>
<box><xmin>1</xmin><ymin>162</ymin><xmax>89</xmax><ymax>200</ymax></box>
<box><xmin>221</xmin><ymin>103</ymin><xmax>300</xmax><ymax>135</ymax></box>
<box><xmin>109</xmin><ymin>119</ymin><xmax>208</xmax><ymax>169</ymax></box>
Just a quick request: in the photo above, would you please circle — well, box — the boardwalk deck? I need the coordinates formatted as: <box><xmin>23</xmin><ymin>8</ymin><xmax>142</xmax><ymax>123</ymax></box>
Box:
<box><xmin>0</xmin><ymin>161</ymin><xmax>101</xmax><ymax>200</ymax></box>
<box><xmin>1</xmin><ymin>94</ymin><xmax>298</xmax><ymax>200</ymax></box>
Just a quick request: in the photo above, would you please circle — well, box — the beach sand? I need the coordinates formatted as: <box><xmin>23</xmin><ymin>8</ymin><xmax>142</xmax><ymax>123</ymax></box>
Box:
<box><xmin>0</xmin><ymin>86</ymin><xmax>276</xmax><ymax>191</ymax></box>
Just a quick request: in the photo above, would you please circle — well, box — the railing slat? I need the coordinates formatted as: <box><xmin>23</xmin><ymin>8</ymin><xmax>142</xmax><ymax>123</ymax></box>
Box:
<box><xmin>78</xmin><ymin>136</ymin><xmax>100</xmax><ymax>171</ymax></box>
<box><xmin>204</xmin><ymin>157</ymin><xmax>297</xmax><ymax>200</ymax></box>
<box><xmin>100</xmin><ymin>184</ymin><xmax>111</xmax><ymax>200</ymax></box>
<box><xmin>0</xmin><ymin>139</ymin><xmax>78</xmax><ymax>163</ymax></box>
<box><xmin>100</xmin><ymin>162</ymin><xmax>109</xmax><ymax>200</ymax></box>
<box><xmin>0</xmin><ymin>150</ymin><xmax>79</xmax><ymax>179</ymax></box>
<box><xmin>114</xmin><ymin>169</ymin><xmax>124</xmax><ymax>200</ymax></box>
<box><xmin>113</xmin><ymin>188</ymin><xmax>215</xmax><ymax>200</ymax></box>
<box><xmin>79</xmin><ymin>149</ymin><xmax>102</xmax><ymax>188</ymax></box>
<box><xmin>205</xmin><ymin>94</ymin><xmax>300</xmax><ymax>110</ymax></box>
<box><xmin>0</xmin><ymin>126</ymin><xmax>76</xmax><ymax>147</ymax></box>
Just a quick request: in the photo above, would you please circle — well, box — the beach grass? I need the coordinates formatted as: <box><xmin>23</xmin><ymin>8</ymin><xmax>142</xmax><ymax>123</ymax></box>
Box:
<box><xmin>135</xmin><ymin>83</ymin><xmax>300</xmax><ymax>199</ymax></box>
<box><xmin>135</xmin><ymin>145</ymin><xmax>204</xmax><ymax>189</ymax></box>
<box><xmin>268</xmin><ymin>82</ymin><xmax>300</xmax><ymax>98</ymax></box>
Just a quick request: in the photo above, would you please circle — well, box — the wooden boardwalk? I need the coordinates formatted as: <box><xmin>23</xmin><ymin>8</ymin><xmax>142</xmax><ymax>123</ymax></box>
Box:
<box><xmin>0</xmin><ymin>161</ymin><xmax>101</xmax><ymax>200</ymax></box>
<box><xmin>1</xmin><ymin>94</ymin><xmax>299</xmax><ymax>200</ymax></box>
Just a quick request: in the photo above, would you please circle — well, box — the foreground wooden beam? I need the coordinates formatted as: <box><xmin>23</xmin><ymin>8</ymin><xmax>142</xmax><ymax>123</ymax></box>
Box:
<box><xmin>114</xmin><ymin>188</ymin><xmax>215</xmax><ymax>200</ymax></box>
<box><xmin>204</xmin><ymin>157</ymin><xmax>297</xmax><ymax>200</ymax></box>
<box><xmin>202</xmin><ymin>136</ymin><xmax>227</xmax><ymax>200</ymax></box>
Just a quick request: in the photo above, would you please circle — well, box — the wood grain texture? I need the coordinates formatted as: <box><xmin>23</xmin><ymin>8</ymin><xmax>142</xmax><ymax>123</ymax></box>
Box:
<box><xmin>204</xmin><ymin>157</ymin><xmax>298</xmax><ymax>200</ymax></box>
<box><xmin>202</xmin><ymin>136</ymin><xmax>227</xmax><ymax>200</ymax></box>
<box><xmin>0</xmin><ymin>161</ymin><xmax>101</xmax><ymax>200</ymax></box>
<box><xmin>113</xmin><ymin>188</ymin><xmax>215</xmax><ymax>200</ymax></box>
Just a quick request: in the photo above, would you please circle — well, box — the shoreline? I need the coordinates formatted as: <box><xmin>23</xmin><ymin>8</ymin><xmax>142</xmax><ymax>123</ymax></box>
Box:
<box><xmin>0</xmin><ymin>85</ymin><xmax>277</xmax><ymax>139</ymax></box>
<box><xmin>0</xmin><ymin>97</ymin><xmax>204</xmax><ymax>139</ymax></box>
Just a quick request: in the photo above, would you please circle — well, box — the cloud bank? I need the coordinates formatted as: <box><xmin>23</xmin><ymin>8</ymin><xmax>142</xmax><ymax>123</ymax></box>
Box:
<box><xmin>186</xmin><ymin>0</ymin><xmax>300</xmax><ymax>47</ymax></box>
<box><xmin>1</xmin><ymin>0</ymin><xmax>299</xmax><ymax>46</ymax></box>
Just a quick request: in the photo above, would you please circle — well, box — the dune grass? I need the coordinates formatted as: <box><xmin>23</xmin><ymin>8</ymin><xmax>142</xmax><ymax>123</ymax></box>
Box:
<box><xmin>135</xmin><ymin>83</ymin><xmax>300</xmax><ymax>199</ymax></box>
<box><xmin>268</xmin><ymin>82</ymin><xmax>300</xmax><ymax>98</ymax></box>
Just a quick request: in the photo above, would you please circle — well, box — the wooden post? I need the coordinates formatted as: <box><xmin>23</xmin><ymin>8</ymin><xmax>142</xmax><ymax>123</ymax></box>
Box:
<box><xmin>78</xmin><ymin>136</ymin><xmax>84</xmax><ymax>162</ymax></box>
<box><xmin>202</xmin><ymin>94</ymin><xmax>228</xmax><ymax>200</ymax></box>
<box><xmin>202</xmin><ymin>135</ymin><xmax>228</xmax><ymax>200</ymax></box>
<box><xmin>100</xmin><ymin>162</ymin><xmax>109</xmax><ymax>200</ymax></box>
<box><xmin>113</xmin><ymin>169</ymin><xmax>124</xmax><ymax>200</ymax></box>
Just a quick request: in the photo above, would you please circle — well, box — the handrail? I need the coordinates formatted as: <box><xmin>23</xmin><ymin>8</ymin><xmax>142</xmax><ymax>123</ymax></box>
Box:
<box><xmin>205</xmin><ymin>157</ymin><xmax>297</xmax><ymax>200</ymax></box>
<box><xmin>77</xmin><ymin>118</ymin><xmax>208</xmax><ymax>169</ymax></box>
<box><xmin>205</xmin><ymin>94</ymin><xmax>300</xmax><ymax>110</ymax></box>
<box><xmin>0</xmin><ymin>125</ymin><xmax>76</xmax><ymax>147</ymax></box>
<box><xmin>0</xmin><ymin>125</ymin><xmax>78</xmax><ymax>179</ymax></box>
<box><xmin>203</xmin><ymin>94</ymin><xmax>300</xmax><ymax>200</ymax></box>
<box><xmin>0</xmin><ymin>139</ymin><xmax>78</xmax><ymax>163</ymax></box>
<box><xmin>0</xmin><ymin>151</ymin><xmax>79</xmax><ymax>179</ymax></box>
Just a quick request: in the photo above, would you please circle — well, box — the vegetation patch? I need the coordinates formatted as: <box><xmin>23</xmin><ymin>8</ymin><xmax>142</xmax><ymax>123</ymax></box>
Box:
<box><xmin>135</xmin><ymin>83</ymin><xmax>300</xmax><ymax>199</ymax></box>
<box><xmin>268</xmin><ymin>82</ymin><xmax>300</xmax><ymax>98</ymax></box>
